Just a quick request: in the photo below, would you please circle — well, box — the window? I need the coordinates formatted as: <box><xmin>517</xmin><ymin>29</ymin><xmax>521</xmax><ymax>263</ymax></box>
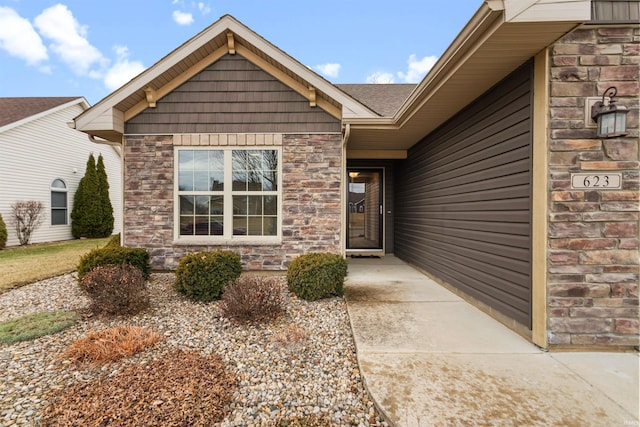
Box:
<box><xmin>177</xmin><ymin>148</ymin><xmax>280</xmax><ymax>240</ymax></box>
<box><xmin>51</xmin><ymin>179</ymin><xmax>68</xmax><ymax>225</ymax></box>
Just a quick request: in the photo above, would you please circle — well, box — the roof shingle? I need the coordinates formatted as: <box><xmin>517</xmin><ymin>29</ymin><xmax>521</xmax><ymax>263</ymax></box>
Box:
<box><xmin>337</xmin><ymin>84</ymin><xmax>416</xmax><ymax>117</ymax></box>
<box><xmin>0</xmin><ymin>97</ymin><xmax>80</xmax><ymax>128</ymax></box>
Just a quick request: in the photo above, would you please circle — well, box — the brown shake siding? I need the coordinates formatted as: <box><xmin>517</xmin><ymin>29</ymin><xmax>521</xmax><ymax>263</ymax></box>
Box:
<box><xmin>122</xmin><ymin>133</ymin><xmax>342</xmax><ymax>270</ymax></box>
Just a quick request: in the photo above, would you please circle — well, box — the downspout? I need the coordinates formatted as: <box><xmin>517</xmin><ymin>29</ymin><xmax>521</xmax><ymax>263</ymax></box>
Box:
<box><xmin>341</xmin><ymin>124</ymin><xmax>351</xmax><ymax>257</ymax></box>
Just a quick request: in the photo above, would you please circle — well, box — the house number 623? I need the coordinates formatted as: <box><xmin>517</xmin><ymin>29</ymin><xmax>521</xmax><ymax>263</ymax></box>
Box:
<box><xmin>571</xmin><ymin>173</ymin><xmax>622</xmax><ymax>189</ymax></box>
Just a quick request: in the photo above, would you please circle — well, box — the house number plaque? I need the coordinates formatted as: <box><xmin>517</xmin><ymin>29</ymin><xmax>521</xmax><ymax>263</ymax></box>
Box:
<box><xmin>570</xmin><ymin>173</ymin><xmax>622</xmax><ymax>189</ymax></box>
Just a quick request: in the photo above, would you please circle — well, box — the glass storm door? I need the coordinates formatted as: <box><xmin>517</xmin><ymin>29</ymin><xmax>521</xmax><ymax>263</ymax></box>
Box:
<box><xmin>347</xmin><ymin>169</ymin><xmax>383</xmax><ymax>250</ymax></box>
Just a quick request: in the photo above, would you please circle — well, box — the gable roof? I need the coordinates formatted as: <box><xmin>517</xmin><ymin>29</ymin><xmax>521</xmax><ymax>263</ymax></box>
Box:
<box><xmin>73</xmin><ymin>15</ymin><xmax>378</xmax><ymax>142</ymax></box>
<box><xmin>0</xmin><ymin>97</ymin><xmax>84</xmax><ymax>129</ymax></box>
<box><xmin>337</xmin><ymin>84</ymin><xmax>417</xmax><ymax>117</ymax></box>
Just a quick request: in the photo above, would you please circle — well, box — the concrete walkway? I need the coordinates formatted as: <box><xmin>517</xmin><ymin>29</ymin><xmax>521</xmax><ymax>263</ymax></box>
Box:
<box><xmin>344</xmin><ymin>256</ymin><xmax>639</xmax><ymax>427</ymax></box>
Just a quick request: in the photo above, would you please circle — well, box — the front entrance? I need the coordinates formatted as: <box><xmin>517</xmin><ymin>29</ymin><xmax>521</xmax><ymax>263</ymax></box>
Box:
<box><xmin>347</xmin><ymin>168</ymin><xmax>383</xmax><ymax>252</ymax></box>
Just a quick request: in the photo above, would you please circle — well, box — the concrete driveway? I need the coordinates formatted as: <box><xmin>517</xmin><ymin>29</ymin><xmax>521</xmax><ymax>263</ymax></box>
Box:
<box><xmin>344</xmin><ymin>256</ymin><xmax>639</xmax><ymax>426</ymax></box>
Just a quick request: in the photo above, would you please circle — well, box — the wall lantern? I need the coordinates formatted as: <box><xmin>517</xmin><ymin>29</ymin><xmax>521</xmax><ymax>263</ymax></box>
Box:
<box><xmin>591</xmin><ymin>86</ymin><xmax>628</xmax><ymax>138</ymax></box>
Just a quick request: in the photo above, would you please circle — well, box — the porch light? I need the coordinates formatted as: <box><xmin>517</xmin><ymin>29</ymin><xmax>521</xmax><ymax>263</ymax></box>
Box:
<box><xmin>591</xmin><ymin>86</ymin><xmax>628</xmax><ymax>138</ymax></box>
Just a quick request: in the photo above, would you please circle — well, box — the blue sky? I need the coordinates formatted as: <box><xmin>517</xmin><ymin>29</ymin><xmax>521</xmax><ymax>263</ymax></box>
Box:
<box><xmin>0</xmin><ymin>1</ymin><xmax>482</xmax><ymax>105</ymax></box>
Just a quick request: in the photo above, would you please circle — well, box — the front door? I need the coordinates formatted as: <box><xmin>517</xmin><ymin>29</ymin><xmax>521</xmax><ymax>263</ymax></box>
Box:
<box><xmin>347</xmin><ymin>169</ymin><xmax>383</xmax><ymax>251</ymax></box>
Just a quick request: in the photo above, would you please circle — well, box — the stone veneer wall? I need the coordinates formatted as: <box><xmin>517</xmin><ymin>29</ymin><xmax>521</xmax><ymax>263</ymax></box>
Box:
<box><xmin>122</xmin><ymin>133</ymin><xmax>342</xmax><ymax>271</ymax></box>
<box><xmin>548</xmin><ymin>25</ymin><xmax>639</xmax><ymax>347</ymax></box>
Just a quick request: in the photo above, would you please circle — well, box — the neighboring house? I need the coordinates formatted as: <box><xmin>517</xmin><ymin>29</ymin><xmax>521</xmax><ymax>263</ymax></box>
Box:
<box><xmin>0</xmin><ymin>97</ymin><xmax>123</xmax><ymax>247</ymax></box>
<box><xmin>73</xmin><ymin>0</ymin><xmax>638</xmax><ymax>350</ymax></box>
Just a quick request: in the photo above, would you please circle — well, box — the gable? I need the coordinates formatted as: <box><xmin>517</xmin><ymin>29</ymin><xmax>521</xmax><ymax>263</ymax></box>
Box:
<box><xmin>125</xmin><ymin>55</ymin><xmax>340</xmax><ymax>134</ymax></box>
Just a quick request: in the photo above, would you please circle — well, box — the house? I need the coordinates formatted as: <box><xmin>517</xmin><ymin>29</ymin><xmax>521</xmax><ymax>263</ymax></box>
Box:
<box><xmin>0</xmin><ymin>97</ymin><xmax>123</xmax><ymax>247</ymax></box>
<box><xmin>73</xmin><ymin>0</ymin><xmax>638</xmax><ymax>350</ymax></box>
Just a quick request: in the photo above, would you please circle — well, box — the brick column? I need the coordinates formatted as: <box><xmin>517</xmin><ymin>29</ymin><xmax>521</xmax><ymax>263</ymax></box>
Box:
<box><xmin>548</xmin><ymin>26</ymin><xmax>639</xmax><ymax>347</ymax></box>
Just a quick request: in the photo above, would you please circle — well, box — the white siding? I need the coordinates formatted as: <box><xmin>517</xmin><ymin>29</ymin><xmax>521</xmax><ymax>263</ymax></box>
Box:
<box><xmin>0</xmin><ymin>101</ymin><xmax>122</xmax><ymax>247</ymax></box>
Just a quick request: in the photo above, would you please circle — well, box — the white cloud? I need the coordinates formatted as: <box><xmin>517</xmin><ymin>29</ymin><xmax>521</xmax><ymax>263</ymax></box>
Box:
<box><xmin>104</xmin><ymin>45</ymin><xmax>146</xmax><ymax>90</ymax></box>
<box><xmin>34</xmin><ymin>4</ymin><xmax>106</xmax><ymax>76</ymax></box>
<box><xmin>198</xmin><ymin>2</ymin><xmax>211</xmax><ymax>15</ymax></box>
<box><xmin>315</xmin><ymin>63</ymin><xmax>341</xmax><ymax>78</ymax></box>
<box><xmin>172</xmin><ymin>10</ymin><xmax>194</xmax><ymax>25</ymax></box>
<box><xmin>366</xmin><ymin>72</ymin><xmax>395</xmax><ymax>84</ymax></box>
<box><xmin>0</xmin><ymin>7</ymin><xmax>48</xmax><ymax>66</ymax></box>
<box><xmin>397</xmin><ymin>54</ymin><xmax>438</xmax><ymax>83</ymax></box>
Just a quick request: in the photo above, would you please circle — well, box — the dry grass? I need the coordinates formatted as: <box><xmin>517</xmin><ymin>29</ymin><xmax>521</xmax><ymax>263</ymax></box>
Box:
<box><xmin>58</xmin><ymin>325</ymin><xmax>161</xmax><ymax>366</ymax></box>
<box><xmin>0</xmin><ymin>237</ymin><xmax>109</xmax><ymax>293</ymax></box>
<box><xmin>43</xmin><ymin>348</ymin><xmax>236</xmax><ymax>426</ymax></box>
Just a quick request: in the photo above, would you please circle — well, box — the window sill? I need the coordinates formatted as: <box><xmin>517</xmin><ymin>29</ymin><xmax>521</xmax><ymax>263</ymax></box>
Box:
<box><xmin>172</xmin><ymin>237</ymin><xmax>282</xmax><ymax>246</ymax></box>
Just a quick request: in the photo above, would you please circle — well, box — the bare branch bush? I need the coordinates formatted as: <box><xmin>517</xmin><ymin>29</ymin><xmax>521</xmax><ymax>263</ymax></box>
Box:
<box><xmin>11</xmin><ymin>200</ymin><xmax>43</xmax><ymax>245</ymax></box>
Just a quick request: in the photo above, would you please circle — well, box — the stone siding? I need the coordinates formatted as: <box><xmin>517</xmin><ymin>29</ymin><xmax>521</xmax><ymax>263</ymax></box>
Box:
<box><xmin>548</xmin><ymin>26</ymin><xmax>639</xmax><ymax>347</ymax></box>
<box><xmin>123</xmin><ymin>133</ymin><xmax>342</xmax><ymax>271</ymax></box>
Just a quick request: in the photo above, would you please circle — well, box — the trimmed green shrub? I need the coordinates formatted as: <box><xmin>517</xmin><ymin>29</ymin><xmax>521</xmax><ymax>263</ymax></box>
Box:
<box><xmin>286</xmin><ymin>253</ymin><xmax>348</xmax><ymax>301</ymax></box>
<box><xmin>77</xmin><ymin>246</ymin><xmax>150</xmax><ymax>281</ymax></box>
<box><xmin>174</xmin><ymin>250</ymin><xmax>241</xmax><ymax>302</ymax></box>
<box><xmin>79</xmin><ymin>264</ymin><xmax>149</xmax><ymax>316</ymax></box>
<box><xmin>220</xmin><ymin>275</ymin><xmax>284</xmax><ymax>323</ymax></box>
<box><xmin>0</xmin><ymin>213</ymin><xmax>7</xmax><ymax>250</ymax></box>
<box><xmin>106</xmin><ymin>233</ymin><xmax>121</xmax><ymax>248</ymax></box>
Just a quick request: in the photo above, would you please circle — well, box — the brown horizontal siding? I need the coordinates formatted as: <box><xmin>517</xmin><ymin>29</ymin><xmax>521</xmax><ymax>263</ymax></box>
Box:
<box><xmin>395</xmin><ymin>60</ymin><xmax>533</xmax><ymax>328</ymax></box>
<box><xmin>591</xmin><ymin>0</ymin><xmax>640</xmax><ymax>22</ymax></box>
<box><xmin>125</xmin><ymin>54</ymin><xmax>340</xmax><ymax>134</ymax></box>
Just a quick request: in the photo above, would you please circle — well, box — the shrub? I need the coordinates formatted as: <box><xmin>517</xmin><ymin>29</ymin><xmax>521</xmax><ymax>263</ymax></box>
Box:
<box><xmin>59</xmin><ymin>325</ymin><xmax>160</xmax><ymax>366</ymax></box>
<box><xmin>71</xmin><ymin>154</ymin><xmax>100</xmax><ymax>238</ymax></box>
<box><xmin>77</xmin><ymin>246</ymin><xmax>150</xmax><ymax>281</ymax></box>
<box><xmin>0</xmin><ymin>311</ymin><xmax>78</xmax><ymax>344</ymax></box>
<box><xmin>79</xmin><ymin>264</ymin><xmax>149</xmax><ymax>316</ymax></box>
<box><xmin>96</xmin><ymin>154</ymin><xmax>114</xmax><ymax>237</ymax></box>
<box><xmin>174</xmin><ymin>250</ymin><xmax>241</xmax><ymax>302</ymax></box>
<box><xmin>11</xmin><ymin>200</ymin><xmax>43</xmax><ymax>245</ymax></box>
<box><xmin>0</xmin><ymin>213</ymin><xmax>7</xmax><ymax>250</ymax></box>
<box><xmin>105</xmin><ymin>233</ymin><xmax>121</xmax><ymax>248</ymax></box>
<box><xmin>286</xmin><ymin>253</ymin><xmax>348</xmax><ymax>301</ymax></box>
<box><xmin>220</xmin><ymin>275</ymin><xmax>284</xmax><ymax>323</ymax></box>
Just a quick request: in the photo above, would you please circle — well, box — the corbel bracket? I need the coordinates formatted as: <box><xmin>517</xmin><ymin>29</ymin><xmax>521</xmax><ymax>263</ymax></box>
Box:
<box><xmin>144</xmin><ymin>87</ymin><xmax>157</xmax><ymax>108</ymax></box>
<box><xmin>308</xmin><ymin>86</ymin><xmax>316</xmax><ymax>107</ymax></box>
<box><xmin>227</xmin><ymin>32</ymin><xmax>236</xmax><ymax>55</ymax></box>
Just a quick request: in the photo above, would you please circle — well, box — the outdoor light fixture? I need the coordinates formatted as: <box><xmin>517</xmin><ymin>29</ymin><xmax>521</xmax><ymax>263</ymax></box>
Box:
<box><xmin>591</xmin><ymin>86</ymin><xmax>629</xmax><ymax>138</ymax></box>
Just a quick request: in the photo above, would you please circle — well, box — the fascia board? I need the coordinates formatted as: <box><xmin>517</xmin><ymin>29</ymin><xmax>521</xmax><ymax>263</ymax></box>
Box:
<box><xmin>1</xmin><ymin>97</ymin><xmax>87</xmax><ymax>134</ymax></box>
<box><xmin>390</xmin><ymin>3</ymin><xmax>503</xmax><ymax>127</ymax></box>
<box><xmin>226</xmin><ymin>19</ymin><xmax>378</xmax><ymax>118</ymax></box>
<box><xmin>75</xmin><ymin>18</ymin><xmax>235</xmax><ymax>129</ymax></box>
<box><xmin>76</xmin><ymin>14</ymin><xmax>378</xmax><ymax>133</ymax></box>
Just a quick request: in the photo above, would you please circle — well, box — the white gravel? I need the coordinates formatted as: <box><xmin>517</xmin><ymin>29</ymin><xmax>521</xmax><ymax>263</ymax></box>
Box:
<box><xmin>0</xmin><ymin>273</ymin><xmax>388</xmax><ymax>426</ymax></box>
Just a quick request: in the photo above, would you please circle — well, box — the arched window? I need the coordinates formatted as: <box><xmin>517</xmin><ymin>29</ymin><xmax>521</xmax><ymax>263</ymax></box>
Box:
<box><xmin>51</xmin><ymin>179</ymin><xmax>68</xmax><ymax>225</ymax></box>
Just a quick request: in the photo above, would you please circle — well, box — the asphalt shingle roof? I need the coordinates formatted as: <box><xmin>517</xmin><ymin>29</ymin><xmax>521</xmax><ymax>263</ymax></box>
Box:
<box><xmin>0</xmin><ymin>97</ymin><xmax>79</xmax><ymax>128</ymax></box>
<box><xmin>337</xmin><ymin>84</ymin><xmax>417</xmax><ymax>117</ymax></box>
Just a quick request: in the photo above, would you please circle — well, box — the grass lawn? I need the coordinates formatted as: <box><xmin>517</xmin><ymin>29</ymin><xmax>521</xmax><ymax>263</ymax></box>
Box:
<box><xmin>0</xmin><ymin>238</ymin><xmax>109</xmax><ymax>294</ymax></box>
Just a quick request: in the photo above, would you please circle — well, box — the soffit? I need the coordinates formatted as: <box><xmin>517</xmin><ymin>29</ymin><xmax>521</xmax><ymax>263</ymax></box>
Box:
<box><xmin>345</xmin><ymin>9</ymin><xmax>587</xmax><ymax>152</ymax></box>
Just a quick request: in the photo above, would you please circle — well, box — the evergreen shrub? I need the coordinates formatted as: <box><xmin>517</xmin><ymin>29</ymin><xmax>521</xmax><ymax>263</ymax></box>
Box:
<box><xmin>0</xmin><ymin>213</ymin><xmax>7</xmax><ymax>250</ymax></box>
<box><xmin>286</xmin><ymin>253</ymin><xmax>348</xmax><ymax>301</ymax></box>
<box><xmin>77</xmin><ymin>246</ymin><xmax>150</xmax><ymax>281</ymax></box>
<box><xmin>96</xmin><ymin>154</ymin><xmax>114</xmax><ymax>237</ymax></box>
<box><xmin>79</xmin><ymin>264</ymin><xmax>149</xmax><ymax>315</ymax></box>
<box><xmin>106</xmin><ymin>233</ymin><xmax>121</xmax><ymax>248</ymax></box>
<box><xmin>174</xmin><ymin>250</ymin><xmax>241</xmax><ymax>302</ymax></box>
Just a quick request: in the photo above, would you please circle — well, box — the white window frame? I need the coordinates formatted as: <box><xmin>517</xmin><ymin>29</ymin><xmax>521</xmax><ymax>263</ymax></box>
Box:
<box><xmin>174</xmin><ymin>147</ymin><xmax>282</xmax><ymax>245</ymax></box>
<box><xmin>50</xmin><ymin>178</ymin><xmax>68</xmax><ymax>226</ymax></box>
